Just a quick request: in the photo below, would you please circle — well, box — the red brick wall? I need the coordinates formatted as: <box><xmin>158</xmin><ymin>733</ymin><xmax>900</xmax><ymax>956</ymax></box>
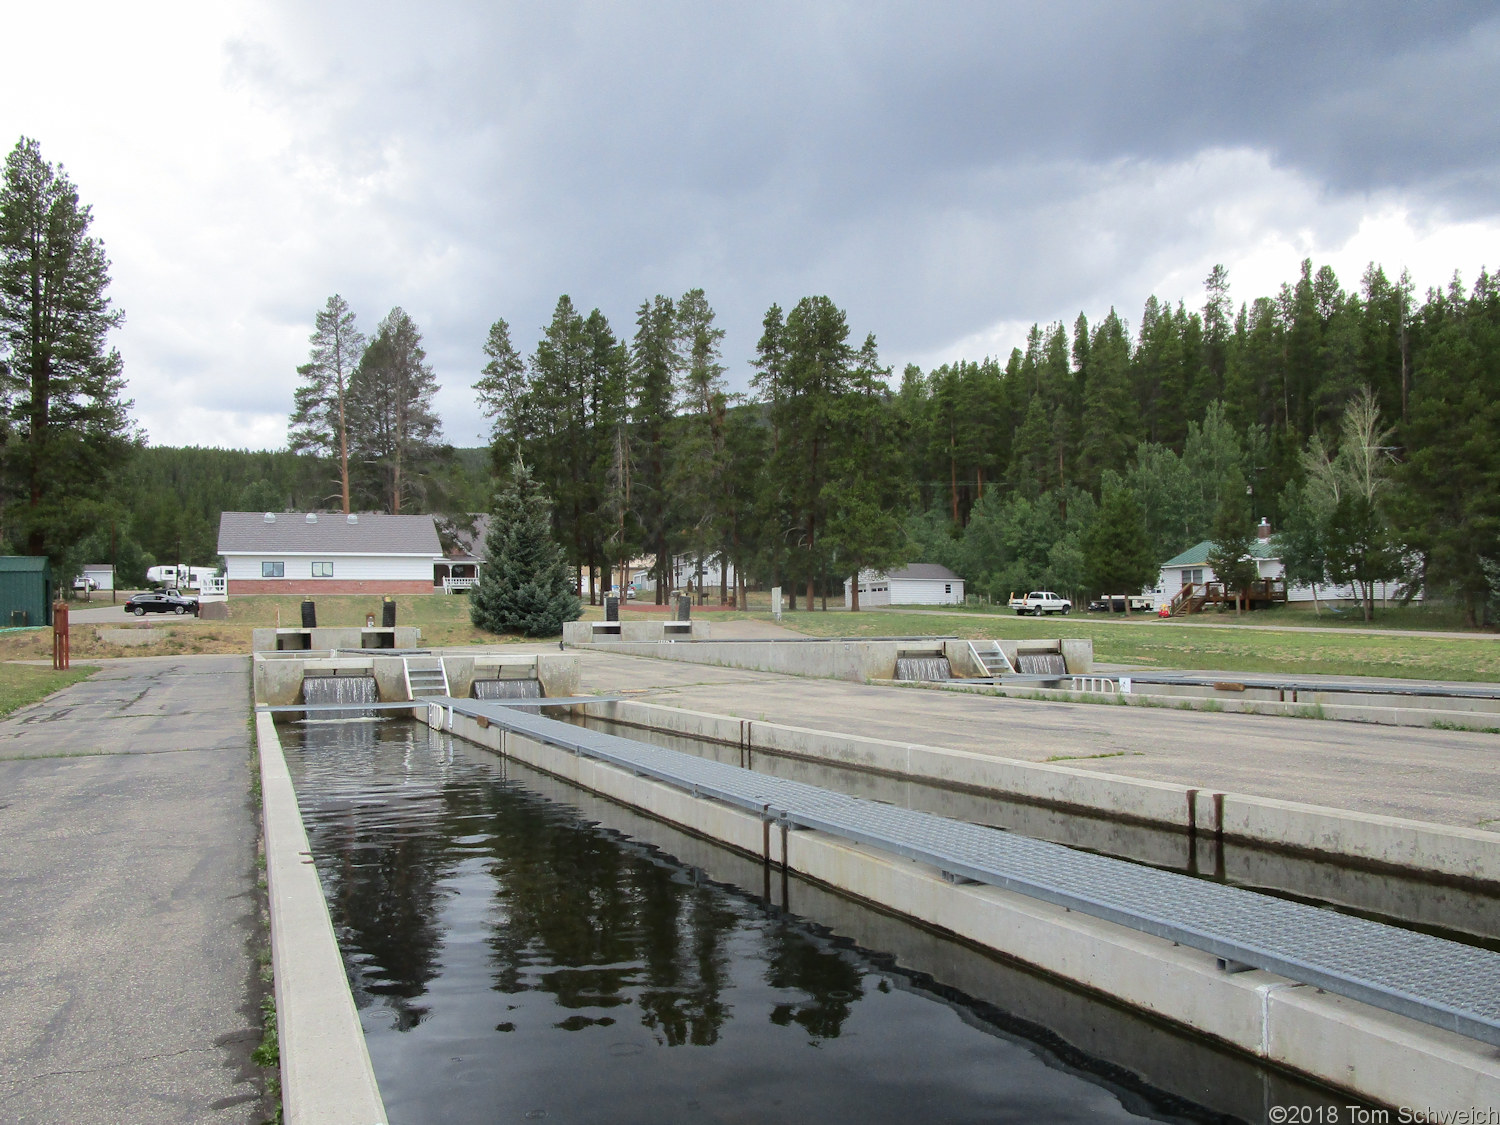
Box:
<box><xmin>228</xmin><ymin>579</ymin><xmax>438</xmax><ymax>596</ymax></box>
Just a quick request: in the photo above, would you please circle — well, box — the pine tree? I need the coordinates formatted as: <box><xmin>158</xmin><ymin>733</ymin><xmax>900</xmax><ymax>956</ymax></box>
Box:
<box><xmin>670</xmin><ymin>288</ymin><xmax>730</xmax><ymax>595</ymax></box>
<box><xmin>824</xmin><ymin>334</ymin><xmax>910</xmax><ymax>609</ymax></box>
<box><xmin>0</xmin><ymin>137</ymin><xmax>136</xmax><ymax>564</ymax></box>
<box><xmin>1207</xmin><ymin>484</ymin><xmax>1258</xmax><ymax>615</ymax></box>
<box><xmin>1082</xmin><ymin>482</ymin><xmax>1155</xmax><ymax>614</ymax></box>
<box><xmin>346</xmin><ymin>307</ymin><xmax>442</xmax><ymax>513</ymax></box>
<box><xmin>470</xmin><ymin>460</ymin><xmax>581</xmax><ymax>637</ymax></box>
<box><xmin>289</xmin><ymin>294</ymin><xmax>364</xmax><ymax>512</ymax></box>
<box><xmin>474</xmin><ymin>316</ymin><xmax>528</xmax><ymax>472</ymax></box>
<box><xmin>767</xmin><ymin>295</ymin><xmax>854</xmax><ymax>609</ymax></box>
<box><xmin>630</xmin><ymin>295</ymin><xmax>679</xmax><ymax>602</ymax></box>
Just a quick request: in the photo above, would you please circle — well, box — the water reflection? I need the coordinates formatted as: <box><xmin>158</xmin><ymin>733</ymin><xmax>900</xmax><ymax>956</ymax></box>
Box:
<box><xmin>283</xmin><ymin>719</ymin><xmax>1340</xmax><ymax>1125</ymax></box>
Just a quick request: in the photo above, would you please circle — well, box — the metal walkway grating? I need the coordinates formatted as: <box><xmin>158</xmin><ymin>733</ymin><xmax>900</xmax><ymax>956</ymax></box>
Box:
<box><xmin>437</xmin><ymin>696</ymin><xmax>1500</xmax><ymax>1048</ymax></box>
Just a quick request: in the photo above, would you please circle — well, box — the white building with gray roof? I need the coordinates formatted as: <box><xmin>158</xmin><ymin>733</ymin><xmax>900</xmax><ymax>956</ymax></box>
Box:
<box><xmin>216</xmin><ymin>511</ymin><xmax>445</xmax><ymax>595</ymax></box>
<box><xmin>843</xmin><ymin>563</ymin><xmax>965</xmax><ymax>608</ymax></box>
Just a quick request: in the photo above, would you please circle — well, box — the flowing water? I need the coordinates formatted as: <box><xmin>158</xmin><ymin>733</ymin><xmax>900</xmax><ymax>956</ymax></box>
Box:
<box><xmin>301</xmin><ymin>674</ymin><xmax>379</xmax><ymax>719</ymax></box>
<box><xmin>283</xmin><ymin>719</ymin><xmax>1351</xmax><ymax>1124</ymax></box>
<box><xmin>1016</xmin><ymin>652</ymin><xmax>1069</xmax><ymax>676</ymax></box>
<box><xmin>893</xmin><ymin>655</ymin><xmax>952</xmax><ymax>681</ymax></box>
<box><xmin>471</xmin><ymin>678</ymin><xmax>542</xmax><ymax>713</ymax></box>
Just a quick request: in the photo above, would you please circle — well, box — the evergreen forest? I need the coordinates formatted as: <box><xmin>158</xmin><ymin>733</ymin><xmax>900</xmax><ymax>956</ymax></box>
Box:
<box><xmin>472</xmin><ymin>263</ymin><xmax>1500</xmax><ymax>624</ymax></box>
<box><xmin>57</xmin><ymin>259</ymin><xmax>1500</xmax><ymax>627</ymax></box>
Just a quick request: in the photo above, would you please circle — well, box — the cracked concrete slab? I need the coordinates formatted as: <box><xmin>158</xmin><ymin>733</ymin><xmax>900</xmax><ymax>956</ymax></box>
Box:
<box><xmin>0</xmin><ymin>655</ymin><xmax>268</xmax><ymax>1124</ymax></box>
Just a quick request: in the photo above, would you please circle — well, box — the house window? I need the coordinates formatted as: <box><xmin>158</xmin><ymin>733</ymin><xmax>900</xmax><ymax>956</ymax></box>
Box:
<box><xmin>312</xmin><ymin>562</ymin><xmax>333</xmax><ymax>577</ymax></box>
<box><xmin>1184</xmin><ymin>568</ymin><xmax>1204</xmax><ymax>586</ymax></box>
<box><xmin>261</xmin><ymin>561</ymin><xmax>284</xmax><ymax>577</ymax></box>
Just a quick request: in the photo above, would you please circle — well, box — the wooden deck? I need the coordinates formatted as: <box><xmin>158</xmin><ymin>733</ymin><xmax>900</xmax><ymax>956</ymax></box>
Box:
<box><xmin>1168</xmin><ymin>578</ymin><xmax>1287</xmax><ymax>616</ymax></box>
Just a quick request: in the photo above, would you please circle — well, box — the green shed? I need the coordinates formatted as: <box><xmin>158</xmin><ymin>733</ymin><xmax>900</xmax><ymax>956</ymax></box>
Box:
<box><xmin>0</xmin><ymin>557</ymin><xmax>53</xmax><ymax>627</ymax></box>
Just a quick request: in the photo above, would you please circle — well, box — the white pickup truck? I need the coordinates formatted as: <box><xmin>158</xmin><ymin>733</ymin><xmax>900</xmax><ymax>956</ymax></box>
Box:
<box><xmin>1009</xmin><ymin>590</ymin><xmax>1072</xmax><ymax>616</ymax></box>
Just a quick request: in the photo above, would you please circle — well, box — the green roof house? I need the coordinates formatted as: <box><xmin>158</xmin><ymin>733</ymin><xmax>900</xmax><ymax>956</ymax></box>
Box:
<box><xmin>1158</xmin><ymin>520</ymin><xmax>1408</xmax><ymax>607</ymax></box>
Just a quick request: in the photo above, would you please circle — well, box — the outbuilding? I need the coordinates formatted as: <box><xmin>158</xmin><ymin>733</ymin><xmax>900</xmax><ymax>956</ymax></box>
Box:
<box><xmin>0</xmin><ymin>556</ymin><xmax>53</xmax><ymax>626</ymax></box>
<box><xmin>843</xmin><ymin>563</ymin><xmax>965</xmax><ymax>608</ymax></box>
<box><xmin>217</xmin><ymin>511</ymin><xmax>445</xmax><ymax>595</ymax></box>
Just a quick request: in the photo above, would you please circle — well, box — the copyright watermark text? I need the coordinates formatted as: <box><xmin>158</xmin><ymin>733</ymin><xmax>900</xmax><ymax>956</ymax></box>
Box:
<box><xmin>1267</xmin><ymin>1108</ymin><xmax>1500</xmax><ymax>1125</ymax></box>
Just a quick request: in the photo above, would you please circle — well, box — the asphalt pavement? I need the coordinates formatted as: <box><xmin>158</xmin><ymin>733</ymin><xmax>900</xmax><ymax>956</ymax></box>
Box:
<box><xmin>0</xmin><ymin>655</ymin><xmax>268</xmax><ymax>1124</ymax></box>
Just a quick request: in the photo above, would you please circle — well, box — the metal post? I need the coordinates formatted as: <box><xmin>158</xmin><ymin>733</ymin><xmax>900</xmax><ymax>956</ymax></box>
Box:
<box><xmin>52</xmin><ymin>601</ymin><xmax>69</xmax><ymax>670</ymax></box>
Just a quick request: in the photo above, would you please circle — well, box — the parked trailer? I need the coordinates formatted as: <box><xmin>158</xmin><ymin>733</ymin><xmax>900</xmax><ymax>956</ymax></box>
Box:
<box><xmin>145</xmin><ymin>565</ymin><xmax>220</xmax><ymax>591</ymax></box>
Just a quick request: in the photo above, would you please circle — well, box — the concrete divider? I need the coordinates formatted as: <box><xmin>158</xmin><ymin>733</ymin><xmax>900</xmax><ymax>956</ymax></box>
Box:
<box><xmin>562</xmin><ymin>620</ymin><xmax>712</xmax><ymax>644</ymax></box>
<box><xmin>587</xmin><ymin>698</ymin><xmax>1500</xmax><ymax>885</ymax></box>
<box><xmin>256</xmin><ymin>713</ymin><xmax>387</xmax><ymax>1125</ymax></box>
<box><xmin>564</xmin><ymin>634</ymin><xmax>1094</xmax><ymax>682</ymax></box>
<box><xmin>435</xmin><ymin>706</ymin><xmax>1500</xmax><ymax>1111</ymax></box>
<box><xmin>568</xmin><ymin>638</ymin><xmax>905</xmax><ymax>680</ymax></box>
<box><xmin>926</xmin><ymin>677</ymin><xmax>1500</xmax><ymax>730</ymax></box>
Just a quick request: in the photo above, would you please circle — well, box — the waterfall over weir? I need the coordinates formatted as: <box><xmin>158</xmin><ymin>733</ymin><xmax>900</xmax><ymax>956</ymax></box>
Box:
<box><xmin>473</xmin><ymin>678</ymin><xmax>541</xmax><ymax>700</ymax></box>
<box><xmin>1016</xmin><ymin>653</ymin><xmax>1068</xmax><ymax>677</ymax></box>
<box><xmin>894</xmin><ymin>656</ymin><xmax>952</xmax><ymax>682</ymax></box>
<box><xmin>473</xmin><ymin>679</ymin><xmax>542</xmax><ymax>711</ymax></box>
<box><xmin>301</xmin><ymin>675</ymin><xmax>379</xmax><ymax>719</ymax></box>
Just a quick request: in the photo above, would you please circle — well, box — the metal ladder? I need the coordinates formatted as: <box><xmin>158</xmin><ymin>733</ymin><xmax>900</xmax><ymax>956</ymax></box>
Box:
<box><xmin>968</xmin><ymin>639</ymin><xmax>1015</xmax><ymax>679</ymax></box>
<box><xmin>402</xmin><ymin>655</ymin><xmax>450</xmax><ymax>701</ymax></box>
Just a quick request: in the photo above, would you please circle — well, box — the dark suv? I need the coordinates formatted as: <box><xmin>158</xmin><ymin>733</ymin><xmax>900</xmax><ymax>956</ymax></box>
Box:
<box><xmin>124</xmin><ymin>590</ymin><xmax>199</xmax><ymax>616</ymax></box>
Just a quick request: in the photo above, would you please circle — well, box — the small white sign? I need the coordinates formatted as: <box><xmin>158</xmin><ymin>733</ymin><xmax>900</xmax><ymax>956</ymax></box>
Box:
<box><xmin>1119</xmin><ymin>677</ymin><xmax>1132</xmax><ymax>694</ymax></box>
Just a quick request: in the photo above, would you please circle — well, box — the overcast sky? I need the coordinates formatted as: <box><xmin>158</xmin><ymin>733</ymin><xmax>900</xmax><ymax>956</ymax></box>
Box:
<box><xmin>3</xmin><ymin>1</ymin><xmax>1497</xmax><ymax>450</ymax></box>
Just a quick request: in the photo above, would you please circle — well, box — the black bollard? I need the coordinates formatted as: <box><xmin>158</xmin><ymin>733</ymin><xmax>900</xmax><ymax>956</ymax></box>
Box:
<box><xmin>300</xmin><ymin>600</ymin><xmax>316</xmax><ymax>628</ymax></box>
<box><xmin>605</xmin><ymin>595</ymin><xmax>619</xmax><ymax>622</ymax></box>
<box><xmin>382</xmin><ymin>597</ymin><xmax>396</xmax><ymax>628</ymax></box>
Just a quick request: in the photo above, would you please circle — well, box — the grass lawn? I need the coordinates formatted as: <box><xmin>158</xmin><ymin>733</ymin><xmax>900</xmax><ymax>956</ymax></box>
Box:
<box><xmin>942</xmin><ymin>599</ymin><xmax>1489</xmax><ymax>634</ymax></box>
<box><xmin>0</xmin><ymin>593</ymin><xmax>553</xmax><ymax>662</ymax></box>
<box><xmin>773</xmin><ymin>609</ymin><xmax>1500</xmax><ymax>683</ymax></box>
<box><xmin>0</xmin><ymin>663</ymin><xmax>99</xmax><ymax>718</ymax></box>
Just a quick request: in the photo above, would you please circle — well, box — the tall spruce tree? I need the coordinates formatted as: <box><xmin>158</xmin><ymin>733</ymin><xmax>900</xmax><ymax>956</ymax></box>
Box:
<box><xmin>1082</xmin><ymin>482</ymin><xmax>1155</xmax><ymax>614</ymax></box>
<box><xmin>289</xmin><ymin>294</ymin><xmax>364</xmax><ymax>512</ymax></box>
<box><xmin>470</xmin><ymin>460</ymin><xmax>581</xmax><ymax>636</ymax></box>
<box><xmin>474</xmin><ymin>316</ymin><xmax>528</xmax><ymax>473</ymax></box>
<box><xmin>0</xmin><ymin>137</ymin><xmax>135</xmax><ymax>564</ymax></box>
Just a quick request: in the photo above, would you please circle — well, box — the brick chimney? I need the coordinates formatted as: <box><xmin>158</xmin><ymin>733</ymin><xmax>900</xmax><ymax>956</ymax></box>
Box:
<box><xmin>1257</xmin><ymin>517</ymin><xmax>1272</xmax><ymax>541</ymax></box>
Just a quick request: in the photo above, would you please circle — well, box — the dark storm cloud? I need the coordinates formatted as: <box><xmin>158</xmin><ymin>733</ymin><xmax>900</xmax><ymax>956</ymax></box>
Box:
<box><xmin>229</xmin><ymin>1</ymin><xmax>1498</xmax><ymax>440</ymax></box>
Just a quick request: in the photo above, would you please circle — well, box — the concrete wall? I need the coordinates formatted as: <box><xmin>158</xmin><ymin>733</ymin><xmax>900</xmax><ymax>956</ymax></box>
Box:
<box><xmin>252</xmin><ymin>651</ymin><xmax>579</xmax><ymax>708</ymax></box>
<box><xmin>256</xmin><ymin>713</ymin><xmax>387</xmax><ymax>1123</ymax></box>
<box><xmin>536</xmin><ymin>654</ymin><xmax>581</xmax><ymax>698</ymax></box>
<box><xmin>561</xmin><ymin>620</ymin><xmax>712</xmax><ymax>644</ymax></box>
<box><xmin>572</xmin><ymin>638</ymin><xmax>904</xmax><ymax>681</ymax></box>
<box><xmin>251</xmin><ymin>627</ymin><xmax>422</xmax><ymax>652</ymax></box>
<box><xmin>436</xmin><ymin>706</ymin><xmax>1500</xmax><ymax>1112</ymax></box>
<box><xmin>563</xmin><ymin>635</ymin><xmax>1092</xmax><ymax>683</ymax></box>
